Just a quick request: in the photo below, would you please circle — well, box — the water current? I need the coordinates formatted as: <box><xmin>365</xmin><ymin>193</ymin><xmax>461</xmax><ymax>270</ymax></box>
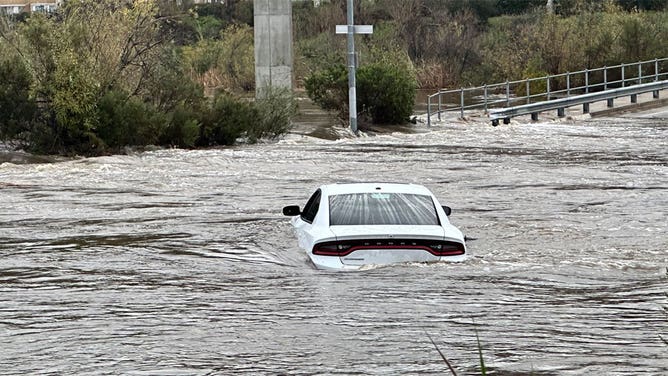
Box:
<box><xmin>1</xmin><ymin>112</ymin><xmax>666</xmax><ymax>375</ymax></box>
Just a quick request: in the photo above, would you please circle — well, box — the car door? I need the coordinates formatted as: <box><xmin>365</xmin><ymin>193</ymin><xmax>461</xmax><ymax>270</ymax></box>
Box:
<box><xmin>293</xmin><ymin>189</ymin><xmax>322</xmax><ymax>251</ymax></box>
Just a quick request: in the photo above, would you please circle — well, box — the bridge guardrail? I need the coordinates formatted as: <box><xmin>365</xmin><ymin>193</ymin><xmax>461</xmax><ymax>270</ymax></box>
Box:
<box><xmin>488</xmin><ymin>80</ymin><xmax>668</xmax><ymax>126</ymax></box>
<box><xmin>427</xmin><ymin>57</ymin><xmax>668</xmax><ymax>126</ymax></box>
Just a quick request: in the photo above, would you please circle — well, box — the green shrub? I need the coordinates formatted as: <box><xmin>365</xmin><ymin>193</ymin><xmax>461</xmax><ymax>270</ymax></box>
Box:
<box><xmin>96</xmin><ymin>90</ymin><xmax>166</xmax><ymax>150</ymax></box>
<box><xmin>51</xmin><ymin>51</ymin><xmax>100</xmax><ymax>139</ymax></box>
<box><xmin>197</xmin><ymin>89</ymin><xmax>296</xmax><ymax>145</ymax></box>
<box><xmin>195</xmin><ymin>15</ymin><xmax>225</xmax><ymax>40</ymax></box>
<box><xmin>161</xmin><ymin>105</ymin><xmax>201</xmax><ymax>148</ymax></box>
<box><xmin>305</xmin><ymin>61</ymin><xmax>417</xmax><ymax>125</ymax></box>
<box><xmin>251</xmin><ymin>87</ymin><xmax>297</xmax><ymax>142</ymax></box>
<box><xmin>304</xmin><ymin>64</ymin><xmax>348</xmax><ymax>122</ymax></box>
<box><xmin>0</xmin><ymin>56</ymin><xmax>37</xmax><ymax>142</ymax></box>
<box><xmin>357</xmin><ymin>62</ymin><xmax>417</xmax><ymax>124</ymax></box>
<box><xmin>617</xmin><ymin>13</ymin><xmax>663</xmax><ymax>62</ymax></box>
<box><xmin>199</xmin><ymin>94</ymin><xmax>257</xmax><ymax>146</ymax></box>
<box><xmin>143</xmin><ymin>49</ymin><xmax>206</xmax><ymax>113</ymax></box>
<box><xmin>22</xmin><ymin>121</ymin><xmax>58</xmax><ymax>154</ymax></box>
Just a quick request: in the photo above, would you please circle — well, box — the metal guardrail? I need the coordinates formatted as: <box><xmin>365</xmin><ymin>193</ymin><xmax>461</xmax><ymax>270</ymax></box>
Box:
<box><xmin>488</xmin><ymin>80</ymin><xmax>668</xmax><ymax>126</ymax></box>
<box><xmin>427</xmin><ymin>57</ymin><xmax>668</xmax><ymax>126</ymax></box>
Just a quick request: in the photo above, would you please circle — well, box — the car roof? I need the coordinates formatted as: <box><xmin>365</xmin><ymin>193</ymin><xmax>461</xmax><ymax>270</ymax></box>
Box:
<box><xmin>319</xmin><ymin>183</ymin><xmax>433</xmax><ymax>196</ymax></box>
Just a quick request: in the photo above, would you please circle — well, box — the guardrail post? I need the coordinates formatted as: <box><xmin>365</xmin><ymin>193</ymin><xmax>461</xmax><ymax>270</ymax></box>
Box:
<box><xmin>505</xmin><ymin>81</ymin><xmax>510</xmax><ymax>107</ymax></box>
<box><xmin>638</xmin><ymin>62</ymin><xmax>642</xmax><ymax>85</ymax></box>
<box><xmin>604</xmin><ymin>66</ymin><xmax>608</xmax><ymax>90</ymax></box>
<box><xmin>653</xmin><ymin>62</ymin><xmax>660</xmax><ymax>98</ymax></box>
<box><xmin>547</xmin><ymin>77</ymin><xmax>551</xmax><ymax>100</ymax></box>
<box><xmin>460</xmin><ymin>88</ymin><xmax>465</xmax><ymax>119</ymax></box>
<box><xmin>583</xmin><ymin>103</ymin><xmax>590</xmax><ymax>113</ymax></box>
<box><xmin>437</xmin><ymin>92</ymin><xmax>442</xmax><ymax>122</ymax></box>
<box><xmin>557</xmin><ymin>108</ymin><xmax>565</xmax><ymax>117</ymax></box>
<box><xmin>567</xmin><ymin>72</ymin><xmax>571</xmax><ymax>97</ymax></box>
<box><xmin>484</xmin><ymin>84</ymin><xmax>488</xmax><ymax>113</ymax></box>
<box><xmin>526</xmin><ymin>79</ymin><xmax>530</xmax><ymax>104</ymax></box>
<box><xmin>607</xmin><ymin>98</ymin><xmax>614</xmax><ymax>108</ymax></box>
<box><xmin>622</xmin><ymin>64</ymin><xmax>625</xmax><ymax>87</ymax></box>
<box><xmin>427</xmin><ymin>95</ymin><xmax>431</xmax><ymax>127</ymax></box>
<box><xmin>585</xmin><ymin>69</ymin><xmax>589</xmax><ymax>93</ymax></box>
<box><xmin>631</xmin><ymin>94</ymin><xmax>637</xmax><ymax>103</ymax></box>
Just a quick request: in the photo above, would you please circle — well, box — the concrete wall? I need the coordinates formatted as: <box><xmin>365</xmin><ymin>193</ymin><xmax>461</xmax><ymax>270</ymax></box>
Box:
<box><xmin>254</xmin><ymin>0</ymin><xmax>293</xmax><ymax>97</ymax></box>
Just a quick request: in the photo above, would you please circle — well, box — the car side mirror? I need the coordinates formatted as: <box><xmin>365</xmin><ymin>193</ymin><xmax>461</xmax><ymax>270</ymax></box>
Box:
<box><xmin>442</xmin><ymin>205</ymin><xmax>452</xmax><ymax>216</ymax></box>
<box><xmin>283</xmin><ymin>205</ymin><xmax>301</xmax><ymax>216</ymax></box>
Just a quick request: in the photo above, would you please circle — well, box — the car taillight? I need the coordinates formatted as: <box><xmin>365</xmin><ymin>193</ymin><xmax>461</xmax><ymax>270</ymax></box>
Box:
<box><xmin>428</xmin><ymin>242</ymin><xmax>465</xmax><ymax>256</ymax></box>
<box><xmin>312</xmin><ymin>239</ymin><xmax>464</xmax><ymax>257</ymax></box>
<box><xmin>312</xmin><ymin>242</ymin><xmax>352</xmax><ymax>256</ymax></box>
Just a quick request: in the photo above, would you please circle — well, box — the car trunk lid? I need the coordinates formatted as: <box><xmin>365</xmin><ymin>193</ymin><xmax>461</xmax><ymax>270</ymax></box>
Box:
<box><xmin>329</xmin><ymin>225</ymin><xmax>448</xmax><ymax>266</ymax></box>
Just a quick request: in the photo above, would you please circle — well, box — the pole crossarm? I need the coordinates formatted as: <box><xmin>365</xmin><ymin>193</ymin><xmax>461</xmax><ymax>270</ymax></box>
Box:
<box><xmin>335</xmin><ymin>25</ymin><xmax>373</xmax><ymax>34</ymax></box>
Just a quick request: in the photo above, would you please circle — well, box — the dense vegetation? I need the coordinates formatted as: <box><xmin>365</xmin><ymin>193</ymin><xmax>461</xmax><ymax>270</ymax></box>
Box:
<box><xmin>0</xmin><ymin>0</ymin><xmax>294</xmax><ymax>156</ymax></box>
<box><xmin>1</xmin><ymin>0</ymin><xmax>668</xmax><ymax>154</ymax></box>
<box><xmin>294</xmin><ymin>0</ymin><xmax>668</xmax><ymax>90</ymax></box>
<box><xmin>305</xmin><ymin>60</ymin><xmax>417</xmax><ymax>125</ymax></box>
<box><xmin>294</xmin><ymin>0</ymin><xmax>667</xmax><ymax>126</ymax></box>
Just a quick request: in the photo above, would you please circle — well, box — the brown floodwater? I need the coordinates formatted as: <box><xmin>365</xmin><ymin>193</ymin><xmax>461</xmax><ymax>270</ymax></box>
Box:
<box><xmin>0</xmin><ymin>112</ymin><xmax>666</xmax><ymax>374</ymax></box>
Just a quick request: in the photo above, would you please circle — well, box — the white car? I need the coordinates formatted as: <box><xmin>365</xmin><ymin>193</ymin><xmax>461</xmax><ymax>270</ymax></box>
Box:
<box><xmin>283</xmin><ymin>183</ymin><xmax>467</xmax><ymax>270</ymax></box>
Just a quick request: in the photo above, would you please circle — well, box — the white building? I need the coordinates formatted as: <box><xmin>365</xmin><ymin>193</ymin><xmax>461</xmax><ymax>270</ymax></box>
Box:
<box><xmin>0</xmin><ymin>0</ymin><xmax>61</xmax><ymax>14</ymax></box>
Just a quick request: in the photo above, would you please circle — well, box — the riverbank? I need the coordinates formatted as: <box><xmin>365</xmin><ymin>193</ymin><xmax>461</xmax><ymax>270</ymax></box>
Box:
<box><xmin>4</xmin><ymin>89</ymin><xmax>667</xmax><ymax>164</ymax></box>
<box><xmin>0</xmin><ymin>143</ymin><xmax>61</xmax><ymax>164</ymax></box>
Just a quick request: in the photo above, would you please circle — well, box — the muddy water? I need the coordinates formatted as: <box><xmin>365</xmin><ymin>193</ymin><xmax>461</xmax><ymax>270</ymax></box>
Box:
<box><xmin>0</xmin><ymin>115</ymin><xmax>666</xmax><ymax>375</ymax></box>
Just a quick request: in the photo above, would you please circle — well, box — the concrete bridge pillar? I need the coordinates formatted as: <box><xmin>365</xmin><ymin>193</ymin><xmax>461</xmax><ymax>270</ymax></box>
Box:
<box><xmin>254</xmin><ymin>0</ymin><xmax>293</xmax><ymax>98</ymax></box>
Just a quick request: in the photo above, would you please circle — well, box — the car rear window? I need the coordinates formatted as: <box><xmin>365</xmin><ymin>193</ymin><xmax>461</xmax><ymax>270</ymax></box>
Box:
<box><xmin>329</xmin><ymin>193</ymin><xmax>439</xmax><ymax>226</ymax></box>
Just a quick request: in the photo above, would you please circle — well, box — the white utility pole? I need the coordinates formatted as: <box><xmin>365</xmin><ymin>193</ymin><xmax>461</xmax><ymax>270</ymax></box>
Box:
<box><xmin>346</xmin><ymin>0</ymin><xmax>357</xmax><ymax>133</ymax></box>
<box><xmin>336</xmin><ymin>0</ymin><xmax>372</xmax><ymax>133</ymax></box>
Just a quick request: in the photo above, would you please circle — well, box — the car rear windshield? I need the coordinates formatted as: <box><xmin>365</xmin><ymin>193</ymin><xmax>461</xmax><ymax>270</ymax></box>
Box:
<box><xmin>329</xmin><ymin>193</ymin><xmax>440</xmax><ymax>226</ymax></box>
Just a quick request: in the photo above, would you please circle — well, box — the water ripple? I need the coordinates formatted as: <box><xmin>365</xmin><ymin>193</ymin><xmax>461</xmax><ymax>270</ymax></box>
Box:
<box><xmin>0</xmin><ymin>118</ymin><xmax>666</xmax><ymax>374</ymax></box>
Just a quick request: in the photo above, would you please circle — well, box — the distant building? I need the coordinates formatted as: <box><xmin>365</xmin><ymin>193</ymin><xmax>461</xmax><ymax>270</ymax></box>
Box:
<box><xmin>186</xmin><ymin>0</ymin><xmax>324</xmax><ymax>5</ymax></box>
<box><xmin>0</xmin><ymin>1</ymin><xmax>324</xmax><ymax>15</ymax></box>
<box><xmin>0</xmin><ymin>0</ymin><xmax>61</xmax><ymax>14</ymax></box>
<box><xmin>173</xmin><ymin>0</ymin><xmax>225</xmax><ymax>6</ymax></box>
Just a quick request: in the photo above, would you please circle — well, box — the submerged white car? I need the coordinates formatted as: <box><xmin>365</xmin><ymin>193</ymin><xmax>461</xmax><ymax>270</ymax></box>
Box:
<box><xmin>283</xmin><ymin>183</ymin><xmax>467</xmax><ymax>270</ymax></box>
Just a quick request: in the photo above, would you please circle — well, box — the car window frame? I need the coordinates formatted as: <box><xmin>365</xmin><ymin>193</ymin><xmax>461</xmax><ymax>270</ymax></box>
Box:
<box><xmin>300</xmin><ymin>189</ymin><xmax>321</xmax><ymax>224</ymax></box>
